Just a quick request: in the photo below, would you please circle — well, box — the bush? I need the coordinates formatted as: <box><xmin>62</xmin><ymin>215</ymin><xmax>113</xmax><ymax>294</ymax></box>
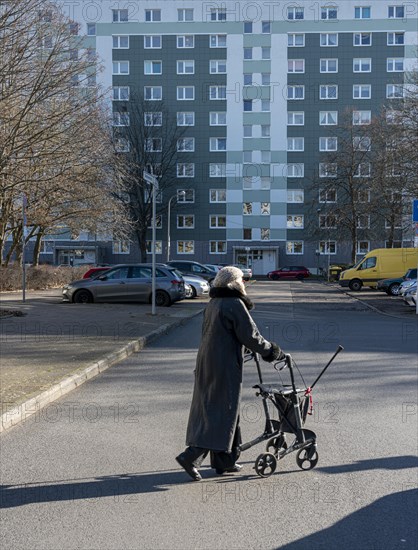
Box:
<box><xmin>0</xmin><ymin>264</ymin><xmax>88</xmax><ymax>291</ymax></box>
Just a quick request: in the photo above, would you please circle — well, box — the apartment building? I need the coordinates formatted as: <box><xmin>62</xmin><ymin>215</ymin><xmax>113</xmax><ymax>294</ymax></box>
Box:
<box><xmin>48</xmin><ymin>0</ymin><xmax>417</xmax><ymax>273</ymax></box>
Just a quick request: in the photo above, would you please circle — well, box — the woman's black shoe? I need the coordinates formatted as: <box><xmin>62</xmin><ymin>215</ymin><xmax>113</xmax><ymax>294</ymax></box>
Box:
<box><xmin>176</xmin><ymin>453</ymin><xmax>202</xmax><ymax>481</ymax></box>
<box><xmin>216</xmin><ymin>463</ymin><xmax>243</xmax><ymax>475</ymax></box>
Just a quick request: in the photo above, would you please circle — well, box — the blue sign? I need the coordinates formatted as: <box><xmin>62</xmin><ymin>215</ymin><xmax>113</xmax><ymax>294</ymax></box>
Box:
<box><xmin>413</xmin><ymin>200</ymin><xmax>418</xmax><ymax>223</ymax></box>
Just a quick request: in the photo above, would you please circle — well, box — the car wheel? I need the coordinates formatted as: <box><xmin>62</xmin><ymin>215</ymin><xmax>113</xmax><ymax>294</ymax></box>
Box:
<box><xmin>73</xmin><ymin>290</ymin><xmax>93</xmax><ymax>304</ymax></box>
<box><xmin>189</xmin><ymin>286</ymin><xmax>197</xmax><ymax>298</ymax></box>
<box><xmin>388</xmin><ymin>283</ymin><xmax>400</xmax><ymax>296</ymax></box>
<box><xmin>155</xmin><ymin>290</ymin><xmax>171</xmax><ymax>307</ymax></box>
<box><xmin>349</xmin><ymin>279</ymin><xmax>362</xmax><ymax>292</ymax></box>
<box><xmin>271</xmin><ymin>275</ymin><xmax>279</xmax><ymax>281</ymax></box>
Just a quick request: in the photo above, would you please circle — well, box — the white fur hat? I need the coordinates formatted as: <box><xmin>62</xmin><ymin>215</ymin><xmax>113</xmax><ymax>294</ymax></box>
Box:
<box><xmin>213</xmin><ymin>266</ymin><xmax>244</xmax><ymax>288</ymax></box>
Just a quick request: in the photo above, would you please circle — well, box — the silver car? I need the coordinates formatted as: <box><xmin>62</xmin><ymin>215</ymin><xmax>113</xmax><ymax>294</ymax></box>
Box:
<box><xmin>62</xmin><ymin>264</ymin><xmax>185</xmax><ymax>307</ymax></box>
<box><xmin>182</xmin><ymin>274</ymin><xmax>210</xmax><ymax>298</ymax></box>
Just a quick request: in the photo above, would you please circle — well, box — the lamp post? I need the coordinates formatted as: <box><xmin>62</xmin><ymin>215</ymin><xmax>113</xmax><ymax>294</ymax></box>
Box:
<box><xmin>143</xmin><ymin>171</ymin><xmax>158</xmax><ymax>315</ymax></box>
<box><xmin>167</xmin><ymin>191</ymin><xmax>185</xmax><ymax>262</ymax></box>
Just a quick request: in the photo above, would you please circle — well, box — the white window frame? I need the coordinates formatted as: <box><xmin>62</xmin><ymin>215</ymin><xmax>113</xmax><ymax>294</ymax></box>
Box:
<box><xmin>287</xmin><ymin>7</ymin><xmax>304</xmax><ymax>20</ymax></box>
<box><xmin>177</xmin><ymin>163</ymin><xmax>195</xmax><ymax>178</ymax></box>
<box><xmin>144</xmin><ymin>112</ymin><xmax>162</xmax><ymax>126</ymax></box>
<box><xmin>177</xmin><ymin>138</ymin><xmax>195</xmax><ymax>152</ymax></box>
<box><xmin>288</xmin><ymin>59</ymin><xmax>305</xmax><ymax>73</ymax></box>
<box><xmin>145</xmin><ymin>9</ymin><xmax>161</xmax><ymax>22</ymax></box>
<box><xmin>210</xmin><ymin>8</ymin><xmax>227</xmax><ymax>21</ymax></box>
<box><xmin>355</xmin><ymin>7</ymin><xmax>371</xmax><ymax>19</ymax></box>
<box><xmin>386</xmin><ymin>84</ymin><xmax>404</xmax><ymax>98</ymax></box>
<box><xmin>286</xmin><ymin>241</ymin><xmax>304</xmax><ymax>255</ymax></box>
<box><xmin>353</xmin><ymin>58</ymin><xmax>371</xmax><ymax>72</ymax></box>
<box><xmin>209</xmin><ymin>241</ymin><xmax>227</xmax><ymax>254</ymax></box>
<box><xmin>146</xmin><ymin>241</ymin><xmax>162</xmax><ymax>254</ymax></box>
<box><xmin>287</xmin><ymin>164</ymin><xmax>304</xmax><ymax>178</ymax></box>
<box><xmin>209</xmin><ymin>60</ymin><xmax>227</xmax><ymax>74</ymax></box>
<box><xmin>319</xmin><ymin>137</ymin><xmax>338</xmax><ymax>151</ymax></box>
<box><xmin>177</xmin><ymin>215</ymin><xmax>195</xmax><ymax>229</ymax></box>
<box><xmin>144</xmin><ymin>35</ymin><xmax>162</xmax><ymax>49</ymax></box>
<box><xmin>144</xmin><ymin>60</ymin><xmax>162</xmax><ymax>75</ymax></box>
<box><xmin>287</xmin><ymin>189</ymin><xmax>304</xmax><ymax>203</ymax></box>
<box><xmin>388</xmin><ymin>6</ymin><xmax>405</xmax><ymax>18</ymax></box>
<box><xmin>354</xmin><ymin>33</ymin><xmax>372</xmax><ymax>46</ymax></box>
<box><xmin>177</xmin><ymin>35</ymin><xmax>194</xmax><ymax>48</ymax></box>
<box><xmin>321</xmin><ymin>6</ymin><xmax>338</xmax><ymax>20</ymax></box>
<box><xmin>112</xmin><ymin>35</ymin><xmax>129</xmax><ymax>49</ymax></box>
<box><xmin>209</xmin><ymin>215</ymin><xmax>226</xmax><ymax>228</ymax></box>
<box><xmin>387</xmin><ymin>58</ymin><xmax>405</xmax><ymax>72</ymax></box>
<box><xmin>144</xmin><ymin>138</ymin><xmax>162</xmax><ymax>152</ymax></box>
<box><xmin>357</xmin><ymin>214</ymin><xmax>370</xmax><ymax>229</ymax></box>
<box><xmin>319</xmin><ymin>240</ymin><xmax>337</xmax><ymax>255</ymax></box>
<box><xmin>320</xmin><ymin>59</ymin><xmax>338</xmax><ymax>73</ymax></box>
<box><xmin>320</xmin><ymin>85</ymin><xmax>338</xmax><ymax>99</ymax></box>
<box><xmin>357</xmin><ymin>241</ymin><xmax>370</xmax><ymax>255</ymax></box>
<box><xmin>209</xmin><ymin>86</ymin><xmax>226</xmax><ymax>100</ymax></box>
<box><xmin>387</xmin><ymin>32</ymin><xmax>404</xmax><ymax>45</ymax></box>
<box><xmin>210</xmin><ymin>188</ymin><xmax>227</xmax><ymax>201</ymax></box>
<box><xmin>319</xmin><ymin>163</ymin><xmax>337</xmax><ymax>177</ymax></box>
<box><xmin>177</xmin><ymin>86</ymin><xmax>195</xmax><ymax>100</ymax></box>
<box><xmin>113</xmin><ymin>112</ymin><xmax>130</xmax><ymax>126</ymax></box>
<box><xmin>287</xmin><ymin>85</ymin><xmax>305</xmax><ymax>100</ymax></box>
<box><xmin>353</xmin><ymin>110</ymin><xmax>371</xmax><ymax>124</ymax></box>
<box><xmin>287</xmin><ymin>137</ymin><xmax>305</xmax><ymax>152</ymax></box>
<box><xmin>112</xmin><ymin>61</ymin><xmax>129</xmax><ymax>75</ymax></box>
<box><xmin>287</xmin><ymin>112</ymin><xmax>305</xmax><ymax>126</ymax></box>
<box><xmin>115</xmin><ymin>138</ymin><xmax>130</xmax><ymax>152</ymax></box>
<box><xmin>177</xmin><ymin>189</ymin><xmax>195</xmax><ymax>203</ymax></box>
<box><xmin>144</xmin><ymin>86</ymin><xmax>162</xmax><ymax>100</ymax></box>
<box><xmin>210</xmin><ymin>35</ymin><xmax>227</xmax><ymax>48</ymax></box>
<box><xmin>319</xmin><ymin>188</ymin><xmax>337</xmax><ymax>202</ymax></box>
<box><xmin>288</xmin><ymin>33</ymin><xmax>305</xmax><ymax>47</ymax></box>
<box><xmin>353</xmin><ymin>136</ymin><xmax>371</xmax><ymax>151</ymax></box>
<box><xmin>353</xmin><ymin>84</ymin><xmax>371</xmax><ymax>99</ymax></box>
<box><xmin>112</xmin><ymin>86</ymin><xmax>130</xmax><ymax>101</ymax></box>
<box><xmin>112</xmin><ymin>240</ymin><xmax>130</xmax><ymax>254</ymax></box>
<box><xmin>177</xmin><ymin>241</ymin><xmax>194</xmax><ymax>254</ymax></box>
<box><xmin>177</xmin><ymin>60</ymin><xmax>195</xmax><ymax>74</ymax></box>
<box><xmin>319</xmin><ymin>111</ymin><xmax>338</xmax><ymax>125</ymax></box>
<box><xmin>210</xmin><ymin>137</ymin><xmax>227</xmax><ymax>152</ymax></box>
<box><xmin>287</xmin><ymin>214</ymin><xmax>304</xmax><ymax>229</ymax></box>
<box><xmin>177</xmin><ymin>112</ymin><xmax>195</xmax><ymax>126</ymax></box>
<box><xmin>209</xmin><ymin>164</ymin><xmax>227</xmax><ymax>178</ymax></box>
<box><xmin>112</xmin><ymin>9</ymin><xmax>128</xmax><ymax>23</ymax></box>
<box><xmin>209</xmin><ymin>112</ymin><xmax>227</xmax><ymax>126</ymax></box>
<box><xmin>319</xmin><ymin>214</ymin><xmax>337</xmax><ymax>229</ymax></box>
<box><xmin>178</xmin><ymin>8</ymin><xmax>194</xmax><ymax>22</ymax></box>
<box><xmin>320</xmin><ymin>33</ymin><xmax>338</xmax><ymax>47</ymax></box>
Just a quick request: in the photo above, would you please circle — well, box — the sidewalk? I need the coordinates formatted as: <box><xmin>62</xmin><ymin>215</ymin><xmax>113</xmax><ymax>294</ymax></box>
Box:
<box><xmin>0</xmin><ymin>289</ymin><xmax>205</xmax><ymax>432</ymax></box>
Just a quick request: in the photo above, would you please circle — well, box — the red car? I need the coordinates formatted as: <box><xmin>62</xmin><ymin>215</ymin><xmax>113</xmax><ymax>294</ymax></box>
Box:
<box><xmin>82</xmin><ymin>267</ymin><xmax>110</xmax><ymax>279</ymax></box>
<box><xmin>267</xmin><ymin>266</ymin><xmax>310</xmax><ymax>280</ymax></box>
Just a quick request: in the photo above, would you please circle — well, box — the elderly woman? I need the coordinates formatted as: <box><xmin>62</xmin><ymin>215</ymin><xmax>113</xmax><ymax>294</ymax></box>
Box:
<box><xmin>176</xmin><ymin>266</ymin><xmax>285</xmax><ymax>481</ymax></box>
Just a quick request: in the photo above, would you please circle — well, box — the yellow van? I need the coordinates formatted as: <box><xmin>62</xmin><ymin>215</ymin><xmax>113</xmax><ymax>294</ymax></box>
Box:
<box><xmin>339</xmin><ymin>248</ymin><xmax>418</xmax><ymax>291</ymax></box>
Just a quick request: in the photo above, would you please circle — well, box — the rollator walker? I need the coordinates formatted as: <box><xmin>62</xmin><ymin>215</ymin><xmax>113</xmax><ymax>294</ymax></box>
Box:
<box><xmin>240</xmin><ymin>345</ymin><xmax>344</xmax><ymax>477</ymax></box>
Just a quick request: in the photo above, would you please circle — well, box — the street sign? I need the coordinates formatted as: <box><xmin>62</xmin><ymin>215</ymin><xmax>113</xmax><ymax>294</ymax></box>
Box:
<box><xmin>143</xmin><ymin>171</ymin><xmax>159</xmax><ymax>189</ymax></box>
<box><xmin>413</xmin><ymin>199</ymin><xmax>418</xmax><ymax>222</ymax></box>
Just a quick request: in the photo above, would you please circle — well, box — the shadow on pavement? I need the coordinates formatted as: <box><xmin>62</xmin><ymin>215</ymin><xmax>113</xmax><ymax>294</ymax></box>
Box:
<box><xmin>317</xmin><ymin>454</ymin><xmax>418</xmax><ymax>474</ymax></box>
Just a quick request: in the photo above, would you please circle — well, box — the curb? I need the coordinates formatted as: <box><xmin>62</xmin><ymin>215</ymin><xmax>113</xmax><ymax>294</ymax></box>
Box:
<box><xmin>0</xmin><ymin>309</ymin><xmax>203</xmax><ymax>433</ymax></box>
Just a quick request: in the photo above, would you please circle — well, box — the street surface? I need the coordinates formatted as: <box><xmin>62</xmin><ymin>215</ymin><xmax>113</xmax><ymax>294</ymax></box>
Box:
<box><xmin>1</xmin><ymin>281</ymin><xmax>417</xmax><ymax>549</ymax></box>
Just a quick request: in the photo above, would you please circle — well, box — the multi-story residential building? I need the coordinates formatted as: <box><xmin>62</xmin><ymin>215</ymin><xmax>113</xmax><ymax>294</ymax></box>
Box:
<box><xmin>45</xmin><ymin>0</ymin><xmax>417</xmax><ymax>274</ymax></box>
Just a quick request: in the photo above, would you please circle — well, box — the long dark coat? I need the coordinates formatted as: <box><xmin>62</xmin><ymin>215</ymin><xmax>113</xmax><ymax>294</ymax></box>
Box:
<box><xmin>186</xmin><ymin>287</ymin><xmax>274</xmax><ymax>452</ymax></box>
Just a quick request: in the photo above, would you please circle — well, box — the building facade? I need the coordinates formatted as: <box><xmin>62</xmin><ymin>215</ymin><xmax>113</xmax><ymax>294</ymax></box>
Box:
<box><xmin>46</xmin><ymin>0</ymin><xmax>417</xmax><ymax>273</ymax></box>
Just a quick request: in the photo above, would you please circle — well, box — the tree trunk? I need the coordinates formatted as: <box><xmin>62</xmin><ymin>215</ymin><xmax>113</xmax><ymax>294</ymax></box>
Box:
<box><xmin>32</xmin><ymin>230</ymin><xmax>44</xmax><ymax>266</ymax></box>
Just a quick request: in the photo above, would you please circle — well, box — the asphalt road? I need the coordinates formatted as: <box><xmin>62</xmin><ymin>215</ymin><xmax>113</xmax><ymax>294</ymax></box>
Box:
<box><xmin>1</xmin><ymin>282</ymin><xmax>417</xmax><ymax>550</ymax></box>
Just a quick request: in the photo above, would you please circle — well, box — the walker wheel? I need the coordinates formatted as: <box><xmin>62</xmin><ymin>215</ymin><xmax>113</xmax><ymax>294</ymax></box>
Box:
<box><xmin>296</xmin><ymin>447</ymin><xmax>319</xmax><ymax>470</ymax></box>
<box><xmin>254</xmin><ymin>453</ymin><xmax>277</xmax><ymax>477</ymax></box>
<box><xmin>266</xmin><ymin>435</ymin><xmax>287</xmax><ymax>457</ymax></box>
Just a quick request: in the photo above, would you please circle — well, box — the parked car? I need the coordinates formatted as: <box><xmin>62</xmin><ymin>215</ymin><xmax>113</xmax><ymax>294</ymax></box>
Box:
<box><xmin>376</xmin><ymin>268</ymin><xmax>417</xmax><ymax>296</ymax></box>
<box><xmin>398</xmin><ymin>278</ymin><xmax>417</xmax><ymax>297</ymax></box>
<box><xmin>62</xmin><ymin>264</ymin><xmax>186</xmax><ymax>306</ymax></box>
<box><xmin>204</xmin><ymin>264</ymin><xmax>222</xmax><ymax>273</ymax></box>
<box><xmin>182</xmin><ymin>274</ymin><xmax>210</xmax><ymax>298</ymax></box>
<box><xmin>82</xmin><ymin>266</ymin><xmax>110</xmax><ymax>279</ymax></box>
<box><xmin>402</xmin><ymin>280</ymin><xmax>417</xmax><ymax>307</ymax></box>
<box><xmin>267</xmin><ymin>266</ymin><xmax>310</xmax><ymax>280</ymax></box>
<box><xmin>166</xmin><ymin>261</ymin><xmax>216</xmax><ymax>283</ymax></box>
<box><xmin>216</xmin><ymin>264</ymin><xmax>252</xmax><ymax>281</ymax></box>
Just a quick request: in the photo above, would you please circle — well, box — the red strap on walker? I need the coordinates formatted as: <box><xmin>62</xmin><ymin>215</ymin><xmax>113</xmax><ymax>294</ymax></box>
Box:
<box><xmin>305</xmin><ymin>387</ymin><xmax>313</xmax><ymax>415</ymax></box>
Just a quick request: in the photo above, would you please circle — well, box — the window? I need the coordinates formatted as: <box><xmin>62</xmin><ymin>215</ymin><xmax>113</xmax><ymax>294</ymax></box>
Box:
<box><xmin>319</xmin><ymin>188</ymin><xmax>337</xmax><ymax>202</ymax></box>
<box><xmin>353</xmin><ymin>136</ymin><xmax>371</xmax><ymax>151</ymax></box>
<box><xmin>354</xmin><ymin>33</ymin><xmax>372</xmax><ymax>46</ymax></box>
<box><xmin>320</xmin><ymin>59</ymin><xmax>338</xmax><ymax>73</ymax></box>
<box><xmin>144</xmin><ymin>138</ymin><xmax>162</xmax><ymax>152</ymax></box>
<box><xmin>261</xmin><ymin>100</ymin><xmax>270</xmax><ymax>112</ymax></box>
<box><xmin>177</xmin><ymin>241</ymin><xmax>194</xmax><ymax>254</ymax></box>
<box><xmin>210</xmin><ymin>112</ymin><xmax>227</xmax><ymax>125</ymax></box>
<box><xmin>209</xmin><ymin>164</ymin><xmax>226</xmax><ymax>178</ymax></box>
<box><xmin>145</xmin><ymin>9</ymin><xmax>161</xmax><ymax>22</ymax></box>
<box><xmin>355</xmin><ymin>7</ymin><xmax>371</xmax><ymax>19</ymax></box>
<box><xmin>243</xmin><ymin>203</ymin><xmax>253</xmax><ymax>215</ymax></box>
<box><xmin>210</xmin><ymin>215</ymin><xmax>226</xmax><ymax>228</ymax></box>
<box><xmin>177</xmin><ymin>215</ymin><xmax>195</xmax><ymax>228</ymax></box>
<box><xmin>178</xmin><ymin>8</ymin><xmax>193</xmax><ymax>22</ymax></box>
<box><xmin>287</xmin><ymin>7</ymin><xmax>304</xmax><ymax>20</ymax></box>
<box><xmin>319</xmin><ymin>214</ymin><xmax>337</xmax><ymax>228</ymax></box>
<box><xmin>320</xmin><ymin>33</ymin><xmax>338</xmax><ymax>46</ymax></box>
<box><xmin>113</xmin><ymin>112</ymin><xmax>130</xmax><ymax>126</ymax></box>
<box><xmin>177</xmin><ymin>112</ymin><xmax>195</xmax><ymax>126</ymax></box>
<box><xmin>147</xmin><ymin>215</ymin><xmax>162</xmax><ymax>229</ymax></box>
<box><xmin>177</xmin><ymin>86</ymin><xmax>195</xmax><ymax>100</ymax></box>
<box><xmin>288</xmin><ymin>59</ymin><xmax>305</xmax><ymax>73</ymax></box>
<box><xmin>87</xmin><ymin>23</ymin><xmax>96</xmax><ymax>36</ymax></box>
<box><xmin>210</xmin><ymin>35</ymin><xmax>227</xmax><ymax>48</ymax></box>
<box><xmin>287</xmin><ymin>189</ymin><xmax>304</xmax><ymax>203</ymax></box>
<box><xmin>243</xmin><ymin>151</ymin><xmax>253</xmax><ymax>163</ymax></box>
<box><xmin>320</xmin><ymin>85</ymin><xmax>338</xmax><ymax>99</ymax></box>
<box><xmin>262</xmin><ymin>21</ymin><xmax>271</xmax><ymax>33</ymax></box>
<box><xmin>261</xmin><ymin>151</ymin><xmax>271</xmax><ymax>163</ymax></box>
<box><xmin>353</xmin><ymin>58</ymin><xmax>371</xmax><ymax>72</ymax></box>
<box><xmin>209</xmin><ymin>86</ymin><xmax>226</xmax><ymax>100</ymax></box>
<box><xmin>387</xmin><ymin>32</ymin><xmax>404</xmax><ymax>45</ymax></box>
<box><xmin>288</xmin><ymin>112</ymin><xmax>305</xmax><ymax>125</ymax></box>
<box><xmin>288</xmin><ymin>33</ymin><xmax>305</xmax><ymax>47</ymax></box>
<box><xmin>177</xmin><ymin>35</ymin><xmax>194</xmax><ymax>48</ymax></box>
<box><xmin>286</xmin><ymin>241</ymin><xmax>304</xmax><ymax>254</ymax></box>
<box><xmin>357</xmin><ymin>215</ymin><xmax>370</xmax><ymax>228</ymax></box>
<box><xmin>261</xmin><ymin>125</ymin><xmax>270</xmax><ymax>137</ymax></box>
<box><xmin>177</xmin><ymin>138</ymin><xmax>195</xmax><ymax>152</ymax></box>
<box><xmin>244</xmin><ymin>21</ymin><xmax>253</xmax><ymax>33</ymax></box>
<box><xmin>357</xmin><ymin>241</ymin><xmax>369</xmax><ymax>255</ymax></box>
<box><xmin>177</xmin><ymin>189</ymin><xmax>194</xmax><ymax>203</ymax></box>
<box><xmin>353</xmin><ymin>84</ymin><xmax>371</xmax><ymax>98</ymax></box>
<box><xmin>243</xmin><ymin>125</ymin><xmax>252</xmax><ymax>137</ymax></box>
<box><xmin>319</xmin><ymin>137</ymin><xmax>337</xmax><ymax>151</ymax></box>
<box><xmin>287</xmin><ymin>164</ymin><xmax>304</xmax><ymax>178</ymax></box>
<box><xmin>287</xmin><ymin>137</ymin><xmax>305</xmax><ymax>151</ymax></box>
<box><xmin>210</xmin><ymin>189</ymin><xmax>227</xmax><ymax>201</ymax></box>
<box><xmin>244</xmin><ymin>74</ymin><xmax>252</xmax><ymax>85</ymax></box>
<box><xmin>146</xmin><ymin>241</ymin><xmax>162</xmax><ymax>254</ymax></box>
<box><xmin>177</xmin><ymin>163</ymin><xmax>195</xmax><ymax>177</ymax></box>
<box><xmin>261</xmin><ymin>47</ymin><xmax>271</xmax><ymax>60</ymax></box>
<box><xmin>112</xmin><ymin>9</ymin><xmax>128</xmax><ymax>22</ymax></box>
<box><xmin>210</xmin><ymin>137</ymin><xmax>226</xmax><ymax>151</ymax></box>
<box><xmin>387</xmin><ymin>58</ymin><xmax>404</xmax><ymax>72</ymax></box>
<box><xmin>319</xmin><ymin>111</ymin><xmax>338</xmax><ymax>125</ymax></box>
<box><xmin>144</xmin><ymin>60</ymin><xmax>162</xmax><ymax>74</ymax></box>
<box><xmin>113</xmin><ymin>35</ymin><xmax>129</xmax><ymax>49</ymax></box>
<box><xmin>287</xmin><ymin>215</ymin><xmax>304</xmax><ymax>228</ymax></box>
<box><xmin>177</xmin><ymin>60</ymin><xmax>195</xmax><ymax>74</ymax></box>
<box><xmin>261</xmin><ymin>202</ymin><xmax>270</xmax><ymax>215</ymax></box>
<box><xmin>243</xmin><ymin>229</ymin><xmax>252</xmax><ymax>240</ymax></box>
<box><xmin>210</xmin><ymin>60</ymin><xmax>227</xmax><ymax>74</ymax></box>
<box><xmin>112</xmin><ymin>241</ymin><xmax>130</xmax><ymax>254</ymax></box>
<box><xmin>321</xmin><ymin>7</ymin><xmax>338</xmax><ymax>20</ymax></box>
<box><xmin>386</xmin><ymin>84</ymin><xmax>404</xmax><ymax>98</ymax></box>
<box><xmin>357</xmin><ymin>190</ymin><xmax>371</xmax><ymax>202</ymax></box>
<box><xmin>210</xmin><ymin>8</ymin><xmax>227</xmax><ymax>21</ymax></box>
<box><xmin>319</xmin><ymin>163</ymin><xmax>337</xmax><ymax>177</ymax></box>
<box><xmin>353</xmin><ymin>110</ymin><xmax>372</xmax><ymax>125</ymax></box>
<box><xmin>112</xmin><ymin>61</ymin><xmax>129</xmax><ymax>75</ymax></box>
<box><xmin>243</xmin><ymin>100</ymin><xmax>253</xmax><ymax>112</ymax></box>
<box><xmin>388</xmin><ymin>6</ymin><xmax>404</xmax><ymax>18</ymax></box>
<box><xmin>287</xmin><ymin>85</ymin><xmax>305</xmax><ymax>100</ymax></box>
<box><xmin>144</xmin><ymin>35</ymin><xmax>161</xmax><ymax>48</ymax></box>
<box><xmin>115</xmin><ymin>138</ymin><xmax>130</xmax><ymax>152</ymax></box>
<box><xmin>144</xmin><ymin>86</ymin><xmax>162</xmax><ymax>100</ymax></box>
<box><xmin>319</xmin><ymin>241</ymin><xmax>337</xmax><ymax>254</ymax></box>
<box><xmin>210</xmin><ymin>241</ymin><xmax>227</xmax><ymax>254</ymax></box>
<box><xmin>262</xmin><ymin>73</ymin><xmax>270</xmax><ymax>85</ymax></box>
<box><xmin>354</xmin><ymin>163</ymin><xmax>371</xmax><ymax>177</ymax></box>
<box><xmin>244</xmin><ymin>47</ymin><xmax>253</xmax><ymax>60</ymax></box>
<box><xmin>261</xmin><ymin>229</ymin><xmax>270</xmax><ymax>241</ymax></box>
<box><xmin>113</xmin><ymin>86</ymin><xmax>129</xmax><ymax>101</ymax></box>
<box><xmin>144</xmin><ymin>112</ymin><xmax>162</xmax><ymax>126</ymax></box>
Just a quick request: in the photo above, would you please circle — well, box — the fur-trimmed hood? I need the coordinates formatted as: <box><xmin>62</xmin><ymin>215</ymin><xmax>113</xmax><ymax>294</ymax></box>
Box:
<box><xmin>209</xmin><ymin>286</ymin><xmax>254</xmax><ymax>310</ymax></box>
